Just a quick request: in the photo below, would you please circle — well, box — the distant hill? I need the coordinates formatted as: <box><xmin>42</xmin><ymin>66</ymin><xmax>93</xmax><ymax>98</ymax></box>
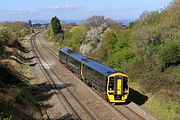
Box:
<box><xmin>0</xmin><ymin>19</ymin><xmax>134</xmax><ymax>25</ymax></box>
<box><xmin>31</xmin><ymin>19</ymin><xmax>134</xmax><ymax>25</ymax></box>
<box><xmin>114</xmin><ymin>19</ymin><xmax>135</xmax><ymax>25</ymax></box>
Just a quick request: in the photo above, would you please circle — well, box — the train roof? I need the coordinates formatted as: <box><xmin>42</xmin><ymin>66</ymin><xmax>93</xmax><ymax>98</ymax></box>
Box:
<box><xmin>84</xmin><ymin>59</ymin><xmax>119</xmax><ymax>76</ymax></box>
<box><xmin>59</xmin><ymin>48</ymin><xmax>123</xmax><ymax>76</ymax></box>
<box><xmin>59</xmin><ymin>48</ymin><xmax>88</xmax><ymax>62</ymax></box>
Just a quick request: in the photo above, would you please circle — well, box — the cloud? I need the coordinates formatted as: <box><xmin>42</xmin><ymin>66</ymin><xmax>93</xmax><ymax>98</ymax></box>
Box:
<box><xmin>0</xmin><ymin>3</ymin><xmax>82</xmax><ymax>15</ymax></box>
<box><xmin>2</xmin><ymin>8</ymin><xmax>38</xmax><ymax>14</ymax></box>
<box><xmin>45</xmin><ymin>5</ymin><xmax>60</xmax><ymax>11</ymax></box>
<box><xmin>63</xmin><ymin>4</ymin><xmax>82</xmax><ymax>10</ymax></box>
<box><xmin>43</xmin><ymin>4</ymin><xmax>82</xmax><ymax>12</ymax></box>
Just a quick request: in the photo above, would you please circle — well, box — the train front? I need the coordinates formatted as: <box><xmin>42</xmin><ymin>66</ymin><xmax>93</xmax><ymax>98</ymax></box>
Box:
<box><xmin>107</xmin><ymin>72</ymin><xmax>129</xmax><ymax>103</ymax></box>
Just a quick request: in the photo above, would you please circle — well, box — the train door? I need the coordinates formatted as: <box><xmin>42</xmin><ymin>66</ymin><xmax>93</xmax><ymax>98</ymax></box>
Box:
<box><xmin>80</xmin><ymin>60</ymin><xmax>86</xmax><ymax>80</ymax></box>
<box><xmin>114</xmin><ymin>76</ymin><xmax>123</xmax><ymax>95</ymax></box>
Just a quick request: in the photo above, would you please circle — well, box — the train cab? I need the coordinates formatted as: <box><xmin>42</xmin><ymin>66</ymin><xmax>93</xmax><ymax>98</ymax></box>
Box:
<box><xmin>107</xmin><ymin>72</ymin><xmax>129</xmax><ymax>103</ymax></box>
<box><xmin>82</xmin><ymin>59</ymin><xmax>129</xmax><ymax>103</ymax></box>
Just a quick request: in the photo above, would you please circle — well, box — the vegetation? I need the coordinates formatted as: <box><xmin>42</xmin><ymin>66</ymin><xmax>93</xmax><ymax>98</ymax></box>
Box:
<box><xmin>84</xmin><ymin>15</ymin><xmax>123</xmax><ymax>29</ymax></box>
<box><xmin>44</xmin><ymin>0</ymin><xmax>180</xmax><ymax>119</ymax></box>
<box><xmin>51</xmin><ymin>16</ymin><xmax>64</xmax><ymax>39</ymax></box>
<box><xmin>64</xmin><ymin>26</ymin><xmax>86</xmax><ymax>51</ymax></box>
<box><xmin>0</xmin><ymin>28</ymin><xmax>9</xmax><ymax>57</ymax></box>
<box><xmin>0</xmin><ymin>62</ymin><xmax>41</xmax><ymax>120</ymax></box>
<box><xmin>0</xmin><ymin>22</ymin><xmax>42</xmax><ymax>119</ymax></box>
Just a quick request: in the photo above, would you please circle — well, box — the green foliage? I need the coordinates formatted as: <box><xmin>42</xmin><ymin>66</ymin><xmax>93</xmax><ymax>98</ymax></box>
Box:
<box><xmin>65</xmin><ymin>26</ymin><xmax>86</xmax><ymax>51</ymax></box>
<box><xmin>51</xmin><ymin>16</ymin><xmax>63</xmax><ymax>35</ymax></box>
<box><xmin>0</xmin><ymin>62</ymin><xmax>41</xmax><ymax>119</ymax></box>
<box><xmin>0</xmin><ymin>113</ymin><xmax>12</xmax><ymax>120</ymax></box>
<box><xmin>106</xmin><ymin>48</ymin><xmax>135</xmax><ymax>69</ymax></box>
<box><xmin>115</xmin><ymin>29</ymin><xmax>131</xmax><ymax>50</ymax></box>
<box><xmin>0</xmin><ymin>22</ymin><xmax>41</xmax><ymax>119</ymax></box>
<box><xmin>0</xmin><ymin>28</ymin><xmax>10</xmax><ymax>57</ymax></box>
<box><xmin>0</xmin><ymin>22</ymin><xmax>32</xmax><ymax>46</ymax></box>
<box><xmin>97</xmin><ymin>29</ymin><xmax>117</xmax><ymax>62</ymax></box>
<box><xmin>132</xmin><ymin>26</ymin><xmax>159</xmax><ymax>58</ymax></box>
<box><xmin>96</xmin><ymin>29</ymin><xmax>135</xmax><ymax>72</ymax></box>
<box><xmin>159</xmin><ymin>40</ymin><xmax>180</xmax><ymax>69</ymax></box>
<box><xmin>138</xmin><ymin>10</ymin><xmax>164</xmax><ymax>26</ymax></box>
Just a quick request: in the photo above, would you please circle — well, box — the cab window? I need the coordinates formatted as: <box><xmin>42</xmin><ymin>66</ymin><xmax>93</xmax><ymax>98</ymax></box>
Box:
<box><xmin>108</xmin><ymin>77</ymin><xmax>114</xmax><ymax>90</ymax></box>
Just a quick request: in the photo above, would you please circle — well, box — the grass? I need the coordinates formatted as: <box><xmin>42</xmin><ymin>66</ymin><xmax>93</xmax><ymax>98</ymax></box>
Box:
<box><xmin>0</xmin><ymin>32</ymin><xmax>43</xmax><ymax>119</ymax></box>
<box><xmin>0</xmin><ymin>59</ymin><xmax>42</xmax><ymax>120</ymax></box>
<box><xmin>43</xmin><ymin>31</ymin><xmax>60</xmax><ymax>51</ymax></box>
<box><xmin>130</xmin><ymin>81</ymin><xmax>180</xmax><ymax>120</ymax></box>
<box><xmin>143</xmin><ymin>93</ymin><xmax>180</xmax><ymax>120</ymax></box>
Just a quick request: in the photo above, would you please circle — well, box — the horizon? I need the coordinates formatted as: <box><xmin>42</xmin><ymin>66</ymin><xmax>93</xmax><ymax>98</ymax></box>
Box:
<box><xmin>0</xmin><ymin>19</ymin><xmax>135</xmax><ymax>25</ymax></box>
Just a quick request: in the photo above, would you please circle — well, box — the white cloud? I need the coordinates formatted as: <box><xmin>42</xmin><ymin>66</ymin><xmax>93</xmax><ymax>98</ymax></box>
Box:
<box><xmin>63</xmin><ymin>4</ymin><xmax>82</xmax><ymax>10</ymax></box>
<box><xmin>4</xmin><ymin>8</ymin><xmax>38</xmax><ymax>14</ymax></box>
<box><xmin>45</xmin><ymin>5</ymin><xmax>60</xmax><ymax>11</ymax></box>
<box><xmin>44</xmin><ymin>4</ymin><xmax>82</xmax><ymax>11</ymax></box>
<box><xmin>0</xmin><ymin>3</ymin><xmax>82</xmax><ymax>15</ymax></box>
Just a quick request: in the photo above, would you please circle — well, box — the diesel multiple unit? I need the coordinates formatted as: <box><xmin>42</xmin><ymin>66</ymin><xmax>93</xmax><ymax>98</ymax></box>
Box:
<box><xmin>59</xmin><ymin>48</ymin><xmax>129</xmax><ymax>103</ymax></box>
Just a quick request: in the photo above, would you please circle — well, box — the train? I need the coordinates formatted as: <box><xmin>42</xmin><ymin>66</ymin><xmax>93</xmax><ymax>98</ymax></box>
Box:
<box><xmin>58</xmin><ymin>48</ymin><xmax>129</xmax><ymax>103</ymax></box>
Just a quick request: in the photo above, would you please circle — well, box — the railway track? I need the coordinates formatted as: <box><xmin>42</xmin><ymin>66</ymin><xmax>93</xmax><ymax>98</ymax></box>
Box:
<box><xmin>37</xmin><ymin>31</ymin><xmax>147</xmax><ymax>120</ymax></box>
<box><xmin>31</xmin><ymin>32</ymin><xmax>96</xmax><ymax>120</ymax></box>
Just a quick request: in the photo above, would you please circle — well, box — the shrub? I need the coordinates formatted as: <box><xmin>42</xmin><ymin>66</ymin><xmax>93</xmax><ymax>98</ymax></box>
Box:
<box><xmin>159</xmin><ymin>40</ymin><xmax>180</xmax><ymax>69</ymax></box>
<box><xmin>97</xmin><ymin>29</ymin><xmax>117</xmax><ymax>62</ymax></box>
<box><xmin>67</xmin><ymin>26</ymin><xmax>86</xmax><ymax>51</ymax></box>
<box><xmin>79</xmin><ymin>24</ymin><xmax>107</xmax><ymax>55</ymax></box>
<box><xmin>106</xmin><ymin>48</ymin><xmax>135</xmax><ymax>69</ymax></box>
<box><xmin>0</xmin><ymin>28</ymin><xmax>9</xmax><ymax>57</ymax></box>
<box><xmin>115</xmin><ymin>29</ymin><xmax>131</xmax><ymax>50</ymax></box>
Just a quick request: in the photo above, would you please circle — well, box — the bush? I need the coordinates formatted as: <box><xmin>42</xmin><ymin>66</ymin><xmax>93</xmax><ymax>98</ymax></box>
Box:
<box><xmin>106</xmin><ymin>48</ymin><xmax>135</xmax><ymax>69</ymax></box>
<box><xmin>159</xmin><ymin>40</ymin><xmax>180</xmax><ymax>69</ymax></box>
<box><xmin>0</xmin><ymin>28</ymin><xmax>9</xmax><ymax>57</ymax></box>
<box><xmin>97</xmin><ymin>29</ymin><xmax>117</xmax><ymax>62</ymax></box>
<box><xmin>79</xmin><ymin>24</ymin><xmax>107</xmax><ymax>55</ymax></box>
<box><xmin>66</xmin><ymin>26</ymin><xmax>86</xmax><ymax>51</ymax></box>
<box><xmin>115</xmin><ymin>29</ymin><xmax>131</xmax><ymax>50</ymax></box>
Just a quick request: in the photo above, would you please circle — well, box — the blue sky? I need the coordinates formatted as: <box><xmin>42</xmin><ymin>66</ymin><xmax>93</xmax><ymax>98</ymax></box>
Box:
<box><xmin>0</xmin><ymin>0</ymin><xmax>172</xmax><ymax>21</ymax></box>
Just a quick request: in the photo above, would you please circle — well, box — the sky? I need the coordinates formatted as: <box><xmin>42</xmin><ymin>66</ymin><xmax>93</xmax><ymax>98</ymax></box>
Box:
<box><xmin>0</xmin><ymin>0</ymin><xmax>172</xmax><ymax>21</ymax></box>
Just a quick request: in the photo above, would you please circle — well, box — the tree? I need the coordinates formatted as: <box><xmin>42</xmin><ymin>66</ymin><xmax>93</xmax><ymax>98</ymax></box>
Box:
<box><xmin>28</xmin><ymin>20</ymin><xmax>32</xmax><ymax>27</ymax></box>
<box><xmin>84</xmin><ymin>16</ymin><xmax>106</xmax><ymax>27</ymax></box>
<box><xmin>51</xmin><ymin>16</ymin><xmax>63</xmax><ymax>35</ymax></box>
<box><xmin>84</xmin><ymin>15</ymin><xmax>123</xmax><ymax>29</ymax></box>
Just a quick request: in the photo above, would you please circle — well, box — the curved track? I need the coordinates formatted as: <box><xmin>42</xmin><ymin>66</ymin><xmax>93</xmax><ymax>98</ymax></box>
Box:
<box><xmin>31</xmin><ymin>32</ymin><xmax>96</xmax><ymax>120</ymax></box>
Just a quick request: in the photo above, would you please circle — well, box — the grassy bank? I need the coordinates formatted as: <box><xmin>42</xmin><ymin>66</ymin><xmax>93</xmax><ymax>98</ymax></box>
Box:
<box><xmin>0</xmin><ymin>22</ymin><xmax>42</xmax><ymax>120</ymax></box>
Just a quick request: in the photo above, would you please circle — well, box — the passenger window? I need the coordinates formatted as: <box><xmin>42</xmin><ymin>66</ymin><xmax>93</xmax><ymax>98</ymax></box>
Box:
<box><xmin>108</xmin><ymin>77</ymin><xmax>114</xmax><ymax>90</ymax></box>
